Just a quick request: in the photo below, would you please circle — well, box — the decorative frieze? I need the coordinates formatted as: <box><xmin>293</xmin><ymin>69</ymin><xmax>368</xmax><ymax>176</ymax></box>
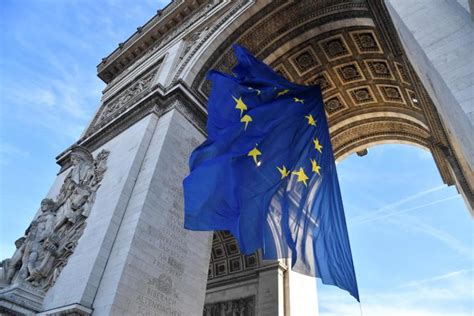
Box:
<box><xmin>98</xmin><ymin>0</ymin><xmax>217</xmax><ymax>83</ymax></box>
<box><xmin>332</xmin><ymin>119</ymin><xmax>430</xmax><ymax>158</ymax></box>
<box><xmin>203</xmin><ymin>296</ymin><xmax>255</xmax><ymax>316</ymax></box>
<box><xmin>156</xmin><ymin>2</ymin><xmax>217</xmax><ymax>52</ymax></box>
<box><xmin>97</xmin><ymin>65</ymin><xmax>160</xmax><ymax>125</ymax></box>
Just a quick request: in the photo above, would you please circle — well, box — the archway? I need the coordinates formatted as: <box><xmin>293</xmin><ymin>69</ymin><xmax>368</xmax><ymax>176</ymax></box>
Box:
<box><xmin>1</xmin><ymin>1</ymin><xmax>471</xmax><ymax>315</ymax></box>
<box><xmin>179</xmin><ymin>0</ymin><xmax>471</xmax><ymax>210</ymax></box>
<box><xmin>204</xmin><ymin>142</ymin><xmax>469</xmax><ymax>315</ymax></box>
<box><xmin>176</xmin><ymin>1</ymin><xmax>473</xmax><ymax>314</ymax></box>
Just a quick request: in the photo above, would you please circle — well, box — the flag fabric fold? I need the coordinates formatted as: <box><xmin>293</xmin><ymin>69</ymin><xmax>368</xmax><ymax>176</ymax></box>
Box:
<box><xmin>183</xmin><ymin>45</ymin><xmax>359</xmax><ymax>301</ymax></box>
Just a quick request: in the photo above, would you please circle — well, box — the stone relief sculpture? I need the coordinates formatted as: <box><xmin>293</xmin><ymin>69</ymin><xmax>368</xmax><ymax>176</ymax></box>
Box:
<box><xmin>98</xmin><ymin>69</ymin><xmax>158</xmax><ymax>123</ymax></box>
<box><xmin>203</xmin><ymin>296</ymin><xmax>255</xmax><ymax>316</ymax></box>
<box><xmin>0</xmin><ymin>146</ymin><xmax>109</xmax><ymax>291</ymax></box>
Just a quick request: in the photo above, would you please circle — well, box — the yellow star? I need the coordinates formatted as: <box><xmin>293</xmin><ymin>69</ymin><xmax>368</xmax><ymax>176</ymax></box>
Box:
<box><xmin>277</xmin><ymin>89</ymin><xmax>289</xmax><ymax>97</ymax></box>
<box><xmin>294</xmin><ymin>97</ymin><xmax>304</xmax><ymax>104</ymax></box>
<box><xmin>233</xmin><ymin>96</ymin><xmax>247</xmax><ymax>117</ymax></box>
<box><xmin>248</xmin><ymin>146</ymin><xmax>262</xmax><ymax>165</ymax></box>
<box><xmin>310</xmin><ymin>159</ymin><xmax>321</xmax><ymax>175</ymax></box>
<box><xmin>305</xmin><ymin>114</ymin><xmax>316</xmax><ymax>126</ymax></box>
<box><xmin>277</xmin><ymin>165</ymin><xmax>291</xmax><ymax>179</ymax></box>
<box><xmin>241</xmin><ymin>114</ymin><xmax>252</xmax><ymax>130</ymax></box>
<box><xmin>292</xmin><ymin>167</ymin><xmax>309</xmax><ymax>186</ymax></box>
<box><xmin>313</xmin><ymin>138</ymin><xmax>323</xmax><ymax>153</ymax></box>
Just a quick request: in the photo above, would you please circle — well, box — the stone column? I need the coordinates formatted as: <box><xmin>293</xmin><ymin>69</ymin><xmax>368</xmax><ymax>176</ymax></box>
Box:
<box><xmin>0</xmin><ymin>93</ymin><xmax>213</xmax><ymax>315</ymax></box>
<box><xmin>386</xmin><ymin>0</ymin><xmax>474</xmax><ymax>213</ymax></box>
<box><xmin>285</xmin><ymin>268</ymin><xmax>318</xmax><ymax>316</ymax></box>
<box><xmin>90</xmin><ymin>108</ymin><xmax>212</xmax><ymax>315</ymax></box>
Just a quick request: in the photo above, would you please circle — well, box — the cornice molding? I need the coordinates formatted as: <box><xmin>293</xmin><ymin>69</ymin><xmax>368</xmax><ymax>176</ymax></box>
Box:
<box><xmin>56</xmin><ymin>80</ymin><xmax>207</xmax><ymax>171</ymax></box>
<box><xmin>97</xmin><ymin>0</ymin><xmax>211</xmax><ymax>84</ymax></box>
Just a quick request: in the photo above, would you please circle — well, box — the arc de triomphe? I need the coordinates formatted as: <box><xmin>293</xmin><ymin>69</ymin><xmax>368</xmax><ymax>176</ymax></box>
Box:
<box><xmin>1</xmin><ymin>1</ymin><xmax>472</xmax><ymax>315</ymax></box>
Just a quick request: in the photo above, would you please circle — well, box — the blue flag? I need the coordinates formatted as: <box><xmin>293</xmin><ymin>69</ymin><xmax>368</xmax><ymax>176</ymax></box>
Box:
<box><xmin>183</xmin><ymin>45</ymin><xmax>359</xmax><ymax>301</ymax></box>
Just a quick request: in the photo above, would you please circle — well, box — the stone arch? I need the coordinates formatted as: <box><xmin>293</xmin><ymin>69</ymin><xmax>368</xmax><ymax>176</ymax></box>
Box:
<box><xmin>176</xmin><ymin>1</ymin><xmax>474</xmax><ymax>303</ymax></box>
<box><xmin>179</xmin><ymin>0</ymin><xmax>471</xmax><ymax>209</ymax></box>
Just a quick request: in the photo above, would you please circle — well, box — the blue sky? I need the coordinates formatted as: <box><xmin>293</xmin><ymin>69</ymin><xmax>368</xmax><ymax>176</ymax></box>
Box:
<box><xmin>0</xmin><ymin>1</ymin><xmax>472</xmax><ymax>315</ymax></box>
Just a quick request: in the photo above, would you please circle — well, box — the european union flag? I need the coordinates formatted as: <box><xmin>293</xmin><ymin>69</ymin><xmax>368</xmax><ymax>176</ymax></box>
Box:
<box><xmin>184</xmin><ymin>45</ymin><xmax>359</xmax><ymax>301</ymax></box>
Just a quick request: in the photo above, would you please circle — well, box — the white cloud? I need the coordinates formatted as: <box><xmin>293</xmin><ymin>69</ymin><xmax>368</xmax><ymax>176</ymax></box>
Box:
<box><xmin>352</xmin><ymin>194</ymin><xmax>460</xmax><ymax>225</ymax></box>
<box><xmin>416</xmin><ymin>148</ymin><xmax>433</xmax><ymax>160</ymax></box>
<box><xmin>0</xmin><ymin>0</ymin><xmax>171</xmax><ymax>147</ymax></box>
<box><xmin>31</xmin><ymin>88</ymin><xmax>56</xmax><ymax>107</ymax></box>
<box><xmin>322</xmin><ymin>304</ymin><xmax>469</xmax><ymax>316</ymax></box>
<box><xmin>350</xmin><ymin>185</ymin><xmax>450</xmax><ymax>225</ymax></box>
<box><xmin>0</xmin><ymin>142</ymin><xmax>30</xmax><ymax>166</ymax></box>
<box><xmin>402</xmin><ymin>269</ymin><xmax>473</xmax><ymax>288</ymax></box>
<box><xmin>390</xmin><ymin>214</ymin><xmax>473</xmax><ymax>260</ymax></box>
<box><xmin>319</xmin><ymin>269</ymin><xmax>473</xmax><ymax>316</ymax></box>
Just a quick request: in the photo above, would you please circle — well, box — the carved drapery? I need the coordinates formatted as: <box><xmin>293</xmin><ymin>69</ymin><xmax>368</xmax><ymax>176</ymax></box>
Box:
<box><xmin>0</xmin><ymin>146</ymin><xmax>109</xmax><ymax>291</ymax></box>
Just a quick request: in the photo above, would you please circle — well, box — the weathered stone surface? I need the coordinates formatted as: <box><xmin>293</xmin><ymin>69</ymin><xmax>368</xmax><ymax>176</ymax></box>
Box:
<box><xmin>91</xmin><ymin>109</ymin><xmax>212</xmax><ymax>315</ymax></box>
<box><xmin>387</xmin><ymin>0</ymin><xmax>474</xmax><ymax>212</ymax></box>
<box><xmin>0</xmin><ymin>282</ymin><xmax>45</xmax><ymax>314</ymax></box>
<box><xmin>42</xmin><ymin>115</ymin><xmax>158</xmax><ymax>312</ymax></box>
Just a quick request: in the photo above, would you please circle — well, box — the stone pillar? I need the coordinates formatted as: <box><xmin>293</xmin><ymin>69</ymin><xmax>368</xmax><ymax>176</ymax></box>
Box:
<box><xmin>90</xmin><ymin>109</ymin><xmax>212</xmax><ymax>315</ymax></box>
<box><xmin>1</xmin><ymin>93</ymin><xmax>213</xmax><ymax>315</ymax></box>
<box><xmin>204</xmin><ymin>261</ymin><xmax>287</xmax><ymax>316</ymax></box>
<box><xmin>41</xmin><ymin>114</ymin><xmax>162</xmax><ymax>314</ymax></box>
<box><xmin>285</xmin><ymin>269</ymin><xmax>318</xmax><ymax>316</ymax></box>
<box><xmin>386</xmin><ymin>0</ymin><xmax>474</xmax><ymax>213</ymax></box>
<box><xmin>256</xmin><ymin>266</ymin><xmax>285</xmax><ymax>316</ymax></box>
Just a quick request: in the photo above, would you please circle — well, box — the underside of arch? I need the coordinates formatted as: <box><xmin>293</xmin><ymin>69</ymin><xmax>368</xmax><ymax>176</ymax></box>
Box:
<box><xmin>167</xmin><ymin>0</ymin><xmax>474</xmax><ymax>289</ymax></box>
<box><xmin>185</xmin><ymin>0</ymin><xmax>472</xmax><ymax>206</ymax></box>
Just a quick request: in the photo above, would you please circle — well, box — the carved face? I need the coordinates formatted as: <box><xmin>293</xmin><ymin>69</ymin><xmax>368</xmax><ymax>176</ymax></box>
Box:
<box><xmin>14</xmin><ymin>237</ymin><xmax>25</xmax><ymax>248</ymax></box>
<box><xmin>70</xmin><ymin>153</ymin><xmax>81</xmax><ymax>165</ymax></box>
<box><xmin>41</xmin><ymin>199</ymin><xmax>55</xmax><ymax>212</ymax></box>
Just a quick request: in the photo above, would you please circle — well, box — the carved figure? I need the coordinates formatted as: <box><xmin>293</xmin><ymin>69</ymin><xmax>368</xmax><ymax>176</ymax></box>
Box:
<box><xmin>2</xmin><ymin>237</ymin><xmax>26</xmax><ymax>283</ymax></box>
<box><xmin>133</xmin><ymin>78</ymin><xmax>146</xmax><ymax>94</ymax></box>
<box><xmin>0</xmin><ymin>147</ymin><xmax>109</xmax><ymax>291</ymax></box>
<box><xmin>54</xmin><ymin>147</ymin><xmax>95</xmax><ymax>231</ymax></box>
<box><xmin>14</xmin><ymin>198</ymin><xmax>57</xmax><ymax>285</ymax></box>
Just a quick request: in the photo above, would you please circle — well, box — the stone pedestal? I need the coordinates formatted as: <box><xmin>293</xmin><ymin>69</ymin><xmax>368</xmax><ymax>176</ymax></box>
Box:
<box><xmin>0</xmin><ymin>283</ymin><xmax>45</xmax><ymax>314</ymax></box>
